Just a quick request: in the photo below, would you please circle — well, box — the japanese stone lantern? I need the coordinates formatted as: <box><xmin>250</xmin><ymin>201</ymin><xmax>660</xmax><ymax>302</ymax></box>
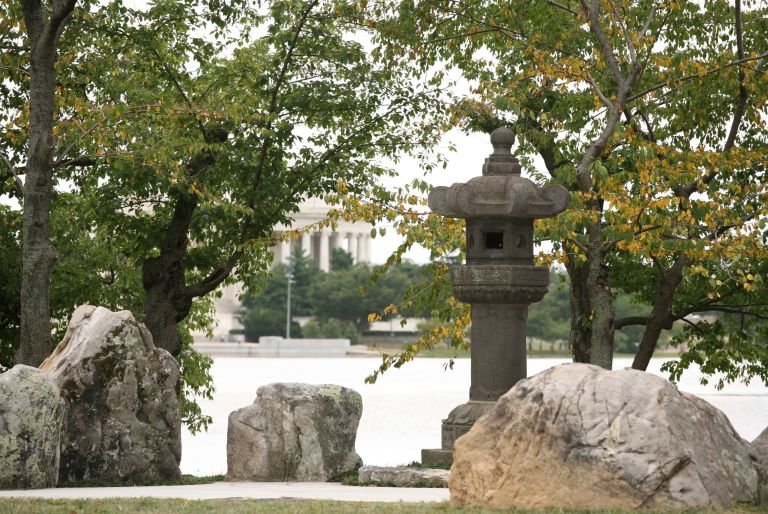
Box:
<box><xmin>421</xmin><ymin>127</ymin><xmax>569</xmax><ymax>466</ymax></box>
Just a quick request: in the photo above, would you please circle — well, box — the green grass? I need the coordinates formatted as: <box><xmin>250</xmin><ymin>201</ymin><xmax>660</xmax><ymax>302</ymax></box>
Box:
<box><xmin>58</xmin><ymin>474</ymin><xmax>225</xmax><ymax>488</ymax></box>
<box><xmin>0</xmin><ymin>499</ymin><xmax>762</xmax><ymax>514</ymax></box>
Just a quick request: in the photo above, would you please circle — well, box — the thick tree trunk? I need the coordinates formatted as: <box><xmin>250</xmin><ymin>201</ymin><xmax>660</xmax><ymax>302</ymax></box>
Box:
<box><xmin>141</xmin><ymin>194</ymin><xmax>197</xmax><ymax>357</ymax></box>
<box><xmin>16</xmin><ymin>1</ymin><xmax>75</xmax><ymax>366</ymax></box>
<box><xmin>139</xmin><ymin>134</ymin><xmax>233</xmax><ymax>357</ymax></box>
<box><xmin>632</xmin><ymin>257</ymin><xmax>687</xmax><ymax>370</ymax></box>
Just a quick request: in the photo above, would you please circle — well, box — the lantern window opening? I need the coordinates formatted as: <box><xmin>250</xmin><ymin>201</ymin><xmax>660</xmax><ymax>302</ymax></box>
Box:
<box><xmin>483</xmin><ymin>231</ymin><xmax>504</xmax><ymax>250</ymax></box>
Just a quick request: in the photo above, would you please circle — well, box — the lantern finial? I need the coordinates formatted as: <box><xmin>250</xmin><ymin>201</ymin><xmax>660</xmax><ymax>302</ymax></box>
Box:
<box><xmin>483</xmin><ymin>127</ymin><xmax>519</xmax><ymax>176</ymax></box>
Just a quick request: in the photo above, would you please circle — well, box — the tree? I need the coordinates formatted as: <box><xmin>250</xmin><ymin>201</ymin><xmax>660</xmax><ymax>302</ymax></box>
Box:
<box><xmin>330</xmin><ymin>247</ymin><xmax>354</xmax><ymax>271</ymax></box>
<box><xmin>358</xmin><ymin>0</ymin><xmax>768</xmax><ymax>384</ymax></box>
<box><xmin>0</xmin><ymin>0</ymin><xmax>79</xmax><ymax>366</ymax></box>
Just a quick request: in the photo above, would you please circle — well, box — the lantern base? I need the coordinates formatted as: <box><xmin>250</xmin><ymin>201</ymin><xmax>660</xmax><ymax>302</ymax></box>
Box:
<box><xmin>421</xmin><ymin>448</ymin><xmax>453</xmax><ymax>468</ymax></box>
<box><xmin>421</xmin><ymin>400</ymin><xmax>496</xmax><ymax>468</ymax></box>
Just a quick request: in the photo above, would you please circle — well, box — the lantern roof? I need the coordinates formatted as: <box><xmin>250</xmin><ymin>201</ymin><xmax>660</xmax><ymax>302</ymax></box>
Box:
<box><xmin>428</xmin><ymin>128</ymin><xmax>569</xmax><ymax>219</ymax></box>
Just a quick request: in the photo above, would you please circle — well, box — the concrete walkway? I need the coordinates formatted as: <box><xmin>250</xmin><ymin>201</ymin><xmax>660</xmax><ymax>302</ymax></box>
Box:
<box><xmin>0</xmin><ymin>482</ymin><xmax>450</xmax><ymax>503</ymax></box>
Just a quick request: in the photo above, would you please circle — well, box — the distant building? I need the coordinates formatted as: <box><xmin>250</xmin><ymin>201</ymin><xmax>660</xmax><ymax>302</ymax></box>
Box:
<box><xmin>270</xmin><ymin>198</ymin><xmax>374</xmax><ymax>272</ymax></box>
<box><xmin>195</xmin><ymin>198</ymin><xmax>374</xmax><ymax>341</ymax></box>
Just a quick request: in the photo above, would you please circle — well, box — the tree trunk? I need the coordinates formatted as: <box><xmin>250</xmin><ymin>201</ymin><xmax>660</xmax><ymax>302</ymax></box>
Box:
<box><xmin>565</xmin><ymin>222</ymin><xmax>614</xmax><ymax>370</ymax></box>
<box><xmin>632</xmin><ymin>257</ymin><xmax>687</xmax><ymax>370</ymax></box>
<box><xmin>141</xmin><ymin>193</ymin><xmax>197</xmax><ymax>357</ymax></box>
<box><xmin>16</xmin><ymin>1</ymin><xmax>75</xmax><ymax>366</ymax></box>
<box><xmin>566</xmin><ymin>259</ymin><xmax>591</xmax><ymax>363</ymax></box>
<box><xmin>586</xmin><ymin>223</ymin><xmax>614</xmax><ymax>370</ymax></box>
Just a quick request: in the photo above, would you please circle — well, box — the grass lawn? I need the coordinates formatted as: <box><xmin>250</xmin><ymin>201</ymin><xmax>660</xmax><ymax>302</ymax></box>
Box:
<box><xmin>0</xmin><ymin>498</ymin><xmax>763</xmax><ymax>513</ymax></box>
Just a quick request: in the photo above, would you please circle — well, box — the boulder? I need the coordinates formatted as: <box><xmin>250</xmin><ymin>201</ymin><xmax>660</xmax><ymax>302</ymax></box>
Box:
<box><xmin>40</xmin><ymin>305</ymin><xmax>181</xmax><ymax>482</ymax></box>
<box><xmin>752</xmin><ymin>428</ymin><xmax>768</xmax><ymax>506</ymax></box>
<box><xmin>358</xmin><ymin>466</ymin><xmax>449</xmax><ymax>487</ymax></box>
<box><xmin>227</xmin><ymin>383</ymin><xmax>362</xmax><ymax>481</ymax></box>
<box><xmin>0</xmin><ymin>365</ymin><xmax>62</xmax><ymax>489</ymax></box>
<box><xmin>450</xmin><ymin>363</ymin><xmax>758</xmax><ymax>509</ymax></box>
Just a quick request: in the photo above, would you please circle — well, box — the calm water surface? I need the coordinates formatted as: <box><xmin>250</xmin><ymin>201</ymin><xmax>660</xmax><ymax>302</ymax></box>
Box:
<box><xmin>180</xmin><ymin>357</ymin><xmax>768</xmax><ymax>476</ymax></box>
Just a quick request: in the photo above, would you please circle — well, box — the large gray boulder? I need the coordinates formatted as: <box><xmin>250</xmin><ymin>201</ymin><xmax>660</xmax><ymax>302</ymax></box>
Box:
<box><xmin>752</xmin><ymin>428</ymin><xmax>768</xmax><ymax>506</ymax></box>
<box><xmin>227</xmin><ymin>383</ymin><xmax>362</xmax><ymax>481</ymax></box>
<box><xmin>450</xmin><ymin>363</ymin><xmax>758</xmax><ymax>509</ymax></box>
<box><xmin>0</xmin><ymin>365</ymin><xmax>62</xmax><ymax>489</ymax></box>
<box><xmin>40</xmin><ymin>305</ymin><xmax>181</xmax><ymax>482</ymax></box>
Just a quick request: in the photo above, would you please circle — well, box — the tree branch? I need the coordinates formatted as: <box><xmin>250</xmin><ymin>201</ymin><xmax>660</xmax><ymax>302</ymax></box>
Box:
<box><xmin>723</xmin><ymin>0</ymin><xmax>747</xmax><ymax>153</ymax></box>
<box><xmin>580</xmin><ymin>0</ymin><xmax>625</xmax><ymax>87</ymax></box>
<box><xmin>251</xmin><ymin>0</ymin><xmax>319</xmax><ymax>192</ymax></box>
<box><xmin>546</xmin><ymin>0</ymin><xmax>578</xmax><ymax>16</ymax></box>
<box><xmin>615</xmin><ymin>315</ymin><xmax>651</xmax><ymax>329</ymax></box>
<box><xmin>1</xmin><ymin>153</ymin><xmax>24</xmax><ymax>196</ymax></box>
<box><xmin>627</xmin><ymin>51</ymin><xmax>768</xmax><ymax>103</ymax></box>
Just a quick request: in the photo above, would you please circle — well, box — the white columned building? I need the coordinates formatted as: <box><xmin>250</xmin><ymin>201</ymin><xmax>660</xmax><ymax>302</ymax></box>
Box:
<box><xmin>195</xmin><ymin>197</ymin><xmax>376</xmax><ymax>341</ymax></box>
<box><xmin>269</xmin><ymin>198</ymin><xmax>375</xmax><ymax>270</ymax></box>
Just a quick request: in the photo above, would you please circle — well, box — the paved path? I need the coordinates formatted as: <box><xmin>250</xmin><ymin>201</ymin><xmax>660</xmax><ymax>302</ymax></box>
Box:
<box><xmin>0</xmin><ymin>482</ymin><xmax>450</xmax><ymax>503</ymax></box>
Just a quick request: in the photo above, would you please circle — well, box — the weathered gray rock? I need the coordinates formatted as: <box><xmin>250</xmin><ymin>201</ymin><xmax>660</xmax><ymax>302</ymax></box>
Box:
<box><xmin>358</xmin><ymin>466</ymin><xmax>449</xmax><ymax>487</ymax></box>
<box><xmin>227</xmin><ymin>383</ymin><xmax>362</xmax><ymax>481</ymax></box>
<box><xmin>450</xmin><ymin>363</ymin><xmax>758</xmax><ymax>510</ymax></box>
<box><xmin>40</xmin><ymin>305</ymin><xmax>181</xmax><ymax>482</ymax></box>
<box><xmin>752</xmin><ymin>427</ymin><xmax>768</xmax><ymax>506</ymax></box>
<box><xmin>0</xmin><ymin>365</ymin><xmax>62</xmax><ymax>489</ymax></box>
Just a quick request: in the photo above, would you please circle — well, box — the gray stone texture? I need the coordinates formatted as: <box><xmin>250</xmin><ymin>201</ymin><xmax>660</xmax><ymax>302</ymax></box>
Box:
<box><xmin>227</xmin><ymin>383</ymin><xmax>362</xmax><ymax>481</ymax></box>
<box><xmin>450</xmin><ymin>363</ymin><xmax>759</xmax><ymax>510</ymax></box>
<box><xmin>40</xmin><ymin>305</ymin><xmax>181</xmax><ymax>482</ymax></box>
<box><xmin>752</xmin><ymin>427</ymin><xmax>768</xmax><ymax>506</ymax></box>
<box><xmin>423</xmin><ymin>127</ymin><xmax>569</xmax><ymax>465</ymax></box>
<box><xmin>358</xmin><ymin>466</ymin><xmax>449</xmax><ymax>488</ymax></box>
<box><xmin>0</xmin><ymin>365</ymin><xmax>62</xmax><ymax>489</ymax></box>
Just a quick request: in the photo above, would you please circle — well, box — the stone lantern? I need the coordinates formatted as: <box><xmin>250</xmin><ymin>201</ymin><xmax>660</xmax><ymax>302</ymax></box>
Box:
<box><xmin>421</xmin><ymin>127</ymin><xmax>569</xmax><ymax>466</ymax></box>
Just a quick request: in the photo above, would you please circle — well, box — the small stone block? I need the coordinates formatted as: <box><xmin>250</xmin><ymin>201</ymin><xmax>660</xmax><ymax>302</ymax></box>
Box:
<box><xmin>421</xmin><ymin>448</ymin><xmax>453</xmax><ymax>468</ymax></box>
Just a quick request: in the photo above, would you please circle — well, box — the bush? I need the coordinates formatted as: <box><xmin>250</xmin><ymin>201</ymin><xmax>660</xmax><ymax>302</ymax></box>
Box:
<box><xmin>302</xmin><ymin>319</ymin><xmax>322</xmax><ymax>338</ymax></box>
<box><xmin>322</xmin><ymin>318</ymin><xmax>343</xmax><ymax>338</ymax></box>
<box><xmin>343</xmin><ymin>323</ymin><xmax>359</xmax><ymax>345</ymax></box>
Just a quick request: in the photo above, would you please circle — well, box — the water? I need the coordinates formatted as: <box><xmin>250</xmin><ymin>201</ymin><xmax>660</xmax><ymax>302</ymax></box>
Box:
<box><xmin>180</xmin><ymin>357</ymin><xmax>768</xmax><ymax>476</ymax></box>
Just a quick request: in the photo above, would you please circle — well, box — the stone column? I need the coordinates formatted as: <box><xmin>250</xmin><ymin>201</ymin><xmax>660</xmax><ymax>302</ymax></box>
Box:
<box><xmin>469</xmin><ymin>304</ymin><xmax>527</xmax><ymax>401</ymax></box>
<box><xmin>357</xmin><ymin>233</ymin><xmax>367</xmax><ymax>264</ymax></box>
<box><xmin>364</xmin><ymin>235</ymin><xmax>372</xmax><ymax>264</ymax></box>
<box><xmin>319</xmin><ymin>231</ymin><xmax>330</xmax><ymax>272</ymax></box>
<box><xmin>348</xmin><ymin>233</ymin><xmax>358</xmax><ymax>263</ymax></box>
<box><xmin>301</xmin><ymin>232</ymin><xmax>312</xmax><ymax>259</ymax></box>
<box><xmin>331</xmin><ymin>232</ymin><xmax>344</xmax><ymax>252</ymax></box>
<box><xmin>279</xmin><ymin>239</ymin><xmax>290</xmax><ymax>265</ymax></box>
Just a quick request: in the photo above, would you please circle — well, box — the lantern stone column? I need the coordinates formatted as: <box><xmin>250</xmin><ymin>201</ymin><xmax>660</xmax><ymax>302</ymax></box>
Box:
<box><xmin>421</xmin><ymin>127</ymin><xmax>569</xmax><ymax>467</ymax></box>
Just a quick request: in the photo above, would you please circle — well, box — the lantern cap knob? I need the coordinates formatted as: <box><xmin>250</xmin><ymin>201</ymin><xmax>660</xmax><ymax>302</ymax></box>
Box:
<box><xmin>490</xmin><ymin>127</ymin><xmax>515</xmax><ymax>154</ymax></box>
<box><xmin>483</xmin><ymin>127</ymin><xmax>519</xmax><ymax>176</ymax></box>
